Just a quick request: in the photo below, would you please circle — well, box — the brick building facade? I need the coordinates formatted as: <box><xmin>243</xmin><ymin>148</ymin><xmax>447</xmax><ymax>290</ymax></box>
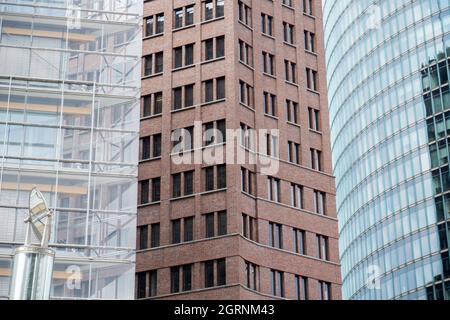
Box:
<box><xmin>136</xmin><ymin>0</ymin><xmax>341</xmax><ymax>300</ymax></box>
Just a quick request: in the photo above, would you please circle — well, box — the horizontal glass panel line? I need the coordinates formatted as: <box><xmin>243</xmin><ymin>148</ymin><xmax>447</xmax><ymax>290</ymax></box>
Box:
<box><xmin>0</xmin><ymin>121</ymin><xmax>139</xmax><ymax>134</ymax></box>
<box><xmin>0</xmin><ymin>75</ymin><xmax>140</xmax><ymax>92</ymax></box>
<box><xmin>0</xmin><ymin>205</ymin><xmax>136</xmax><ymax>215</ymax></box>
<box><xmin>0</xmin><ymin>253</ymin><xmax>135</xmax><ymax>264</ymax></box>
<box><xmin>0</xmin><ymin>43</ymin><xmax>141</xmax><ymax>59</ymax></box>
<box><xmin>0</xmin><ymin>1</ymin><xmax>141</xmax><ymax>20</ymax></box>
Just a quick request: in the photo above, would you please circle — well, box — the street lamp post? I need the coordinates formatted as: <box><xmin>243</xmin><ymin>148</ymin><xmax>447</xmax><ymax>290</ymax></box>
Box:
<box><xmin>9</xmin><ymin>187</ymin><xmax>55</xmax><ymax>300</ymax></box>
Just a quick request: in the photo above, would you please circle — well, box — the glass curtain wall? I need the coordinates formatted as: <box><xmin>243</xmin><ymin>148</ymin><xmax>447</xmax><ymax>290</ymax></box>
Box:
<box><xmin>324</xmin><ymin>0</ymin><xmax>449</xmax><ymax>299</ymax></box>
<box><xmin>0</xmin><ymin>0</ymin><xmax>142</xmax><ymax>299</ymax></box>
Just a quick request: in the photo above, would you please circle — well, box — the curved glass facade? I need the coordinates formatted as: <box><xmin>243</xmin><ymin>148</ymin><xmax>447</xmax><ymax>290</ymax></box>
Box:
<box><xmin>324</xmin><ymin>0</ymin><xmax>450</xmax><ymax>299</ymax></box>
<box><xmin>0</xmin><ymin>0</ymin><xmax>142</xmax><ymax>299</ymax></box>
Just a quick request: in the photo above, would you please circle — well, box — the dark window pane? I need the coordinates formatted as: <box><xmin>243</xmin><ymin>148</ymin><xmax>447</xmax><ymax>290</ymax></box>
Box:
<box><xmin>137</xmin><ymin>272</ymin><xmax>146</xmax><ymax>298</ymax></box>
<box><xmin>155</xmin><ymin>52</ymin><xmax>163</xmax><ymax>73</ymax></box>
<box><xmin>170</xmin><ymin>267</ymin><xmax>180</xmax><ymax>293</ymax></box>
<box><xmin>140</xmin><ymin>180</ymin><xmax>149</xmax><ymax>204</ymax></box>
<box><xmin>141</xmin><ymin>137</ymin><xmax>150</xmax><ymax>160</ymax></box>
<box><xmin>172</xmin><ymin>173</ymin><xmax>181</xmax><ymax>198</ymax></box>
<box><xmin>152</xmin><ymin>134</ymin><xmax>161</xmax><ymax>158</ymax></box>
<box><xmin>218</xmin><ymin>211</ymin><xmax>227</xmax><ymax>236</ymax></box>
<box><xmin>154</xmin><ymin>92</ymin><xmax>163</xmax><ymax>114</ymax></box>
<box><xmin>205</xmin><ymin>80</ymin><xmax>214</xmax><ymax>102</ymax></box>
<box><xmin>174</xmin><ymin>8</ymin><xmax>183</xmax><ymax>29</ymax></box>
<box><xmin>216</xmin><ymin>36</ymin><xmax>225</xmax><ymax>57</ymax></box>
<box><xmin>139</xmin><ymin>225</ymin><xmax>148</xmax><ymax>250</ymax></box>
<box><xmin>185</xmin><ymin>84</ymin><xmax>194</xmax><ymax>107</ymax></box>
<box><xmin>174</xmin><ymin>47</ymin><xmax>183</xmax><ymax>68</ymax></box>
<box><xmin>143</xmin><ymin>95</ymin><xmax>151</xmax><ymax>117</ymax></box>
<box><xmin>217</xmin><ymin>164</ymin><xmax>226</xmax><ymax>189</ymax></box>
<box><xmin>186</xmin><ymin>6</ymin><xmax>194</xmax><ymax>25</ymax></box>
<box><xmin>149</xmin><ymin>271</ymin><xmax>157</xmax><ymax>297</ymax></box>
<box><xmin>185</xmin><ymin>44</ymin><xmax>194</xmax><ymax>65</ymax></box>
<box><xmin>151</xmin><ymin>223</ymin><xmax>160</xmax><ymax>248</ymax></box>
<box><xmin>205</xmin><ymin>261</ymin><xmax>214</xmax><ymax>287</ymax></box>
<box><xmin>205</xmin><ymin>213</ymin><xmax>215</xmax><ymax>238</ymax></box>
<box><xmin>184</xmin><ymin>217</ymin><xmax>194</xmax><ymax>242</ymax></box>
<box><xmin>217</xmin><ymin>258</ymin><xmax>226</xmax><ymax>286</ymax></box>
<box><xmin>216</xmin><ymin>77</ymin><xmax>225</xmax><ymax>100</ymax></box>
<box><xmin>205</xmin><ymin>38</ymin><xmax>214</xmax><ymax>60</ymax></box>
<box><xmin>205</xmin><ymin>167</ymin><xmax>214</xmax><ymax>191</ymax></box>
<box><xmin>151</xmin><ymin>178</ymin><xmax>160</xmax><ymax>202</ymax></box>
<box><xmin>217</xmin><ymin>119</ymin><xmax>226</xmax><ymax>143</ymax></box>
<box><xmin>183</xmin><ymin>264</ymin><xmax>192</xmax><ymax>291</ymax></box>
<box><xmin>184</xmin><ymin>171</ymin><xmax>194</xmax><ymax>195</ymax></box>
<box><xmin>173</xmin><ymin>87</ymin><xmax>182</xmax><ymax>110</ymax></box>
<box><xmin>172</xmin><ymin>219</ymin><xmax>181</xmax><ymax>244</ymax></box>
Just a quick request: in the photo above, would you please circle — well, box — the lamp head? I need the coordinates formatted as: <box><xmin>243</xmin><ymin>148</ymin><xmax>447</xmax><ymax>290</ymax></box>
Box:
<box><xmin>28</xmin><ymin>187</ymin><xmax>51</xmax><ymax>243</ymax></box>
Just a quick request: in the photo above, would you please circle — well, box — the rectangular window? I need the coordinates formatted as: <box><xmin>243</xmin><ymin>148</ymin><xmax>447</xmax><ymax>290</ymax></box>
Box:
<box><xmin>317</xmin><ymin>234</ymin><xmax>329</xmax><ymax>261</ymax></box>
<box><xmin>184</xmin><ymin>171</ymin><xmax>194</xmax><ymax>195</ymax></box>
<box><xmin>306</xmin><ymin>68</ymin><xmax>318</xmax><ymax>91</ymax></box>
<box><xmin>319</xmin><ymin>281</ymin><xmax>332</xmax><ymax>300</ymax></box>
<box><xmin>284</xmin><ymin>60</ymin><xmax>297</xmax><ymax>83</ymax></box>
<box><xmin>183</xmin><ymin>264</ymin><xmax>193</xmax><ymax>291</ymax></box>
<box><xmin>270</xmin><ymin>270</ymin><xmax>284</xmax><ymax>297</ymax></box>
<box><xmin>205</xmin><ymin>166</ymin><xmax>215</xmax><ymax>191</ymax></box>
<box><xmin>139</xmin><ymin>225</ymin><xmax>148</xmax><ymax>250</ymax></box>
<box><xmin>204</xmin><ymin>260</ymin><xmax>215</xmax><ymax>288</ymax></box>
<box><xmin>137</xmin><ymin>272</ymin><xmax>147</xmax><ymax>299</ymax></box>
<box><xmin>283</xmin><ymin>22</ymin><xmax>295</xmax><ymax>44</ymax></box>
<box><xmin>263</xmin><ymin>91</ymin><xmax>277</xmax><ymax>116</ymax></box>
<box><xmin>314</xmin><ymin>190</ymin><xmax>326</xmax><ymax>215</ymax></box>
<box><xmin>140</xmin><ymin>180</ymin><xmax>149</xmax><ymax>204</ymax></box>
<box><xmin>238</xmin><ymin>1</ymin><xmax>252</xmax><ymax>27</ymax></box>
<box><xmin>267</xmin><ymin>177</ymin><xmax>281</xmax><ymax>202</ymax></box>
<box><xmin>218</xmin><ymin>211</ymin><xmax>227</xmax><ymax>236</ymax></box>
<box><xmin>172</xmin><ymin>219</ymin><xmax>181</xmax><ymax>244</ymax></box>
<box><xmin>308</xmin><ymin>107</ymin><xmax>320</xmax><ymax>131</ymax></box>
<box><xmin>245</xmin><ymin>261</ymin><xmax>258</xmax><ymax>290</ymax></box>
<box><xmin>269</xmin><ymin>222</ymin><xmax>283</xmax><ymax>249</ymax></box>
<box><xmin>144</xmin><ymin>13</ymin><xmax>164</xmax><ymax>37</ymax></box>
<box><xmin>184</xmin><ymin>217</ymin><xmax>194</xmax><ymax>242</ymax></box>
<box><xmin>205</xmin><ymin>213</ymin><xmax>215</xmax><ymax>238</ymax></box>
<box><xmin>151</xmin><ymin>223</ymin><xmax>160</xmax><ymax>248</ymax></box>
<box><xmin>217</xmin><ymin>258</ymin><xmax>226</xmax><ymax>286</ymax></box>
<box><xmin>151</xmin><ymin>178</ymin><xmax>161</xmax><ymax>202</ymax></box>
<box><xmin>261</xmin><ymin>13</ymin><xmax>273</xmax><ymax>36</ymax></box>
<box><xmin>310</xmin><ymin>148</ymin><xmax>323</xmax><ymax>171</ymax></box>
<box><xmin>296</xmin><ymin>275</ymin><xmax>308</xmax><ymax>300</ymax></box>
<box><xmin>291</xmin><ymin>183</ymin><xmax>303</xmax><ymax>209</ymax></box>
<box><xmin>293</xmin><ymin>228</ymin><xmax>306</xmax><ymax>255</ymax></box>
<box><xmin>286</xmin><ymin>99</ymin><xmax>299</xmax><ymax>124</ymax></box>
<box><xmin>170</xmin><ymin>267</ymin><xmax>180</xmax><ymax>293</ymax></box>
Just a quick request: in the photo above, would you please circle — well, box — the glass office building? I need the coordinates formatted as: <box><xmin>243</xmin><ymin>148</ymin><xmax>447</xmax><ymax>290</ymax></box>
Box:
<box><xmin>0</xmin><ymin>0</ymin><xmax>141</xmax><ymax>299</ymax></box>
<box><xmin>324</xmin><ymin>0</ymin><xmax>449</xmax><ymax>299</ymax></box>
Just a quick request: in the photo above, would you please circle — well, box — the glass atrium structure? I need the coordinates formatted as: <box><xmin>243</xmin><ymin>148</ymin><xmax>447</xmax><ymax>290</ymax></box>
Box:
<box><xmin>0</xmin><ymin>0</ymin><xmax>141</xmax><ymax>299</ymax></box>
<box><xmin>324</xmin><ymin>0</ymin><xmax>449</xmax><ymax>299</ymax></box>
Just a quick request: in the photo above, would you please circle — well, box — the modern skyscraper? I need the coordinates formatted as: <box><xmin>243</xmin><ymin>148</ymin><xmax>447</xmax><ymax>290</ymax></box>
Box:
<box><xmin>324</xmin><ymin>1</ymin><xmax>450</xmax><ymax>299</ymax></box>
<box><xmin>0</xmin><ymin>0</ymin><xmax>142</xmax><ymax>299</ymax></box>
<box><xmin>137</xmin><ymin>0</ymin><xmax>341</xmax><ymax>300</ymax></box>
